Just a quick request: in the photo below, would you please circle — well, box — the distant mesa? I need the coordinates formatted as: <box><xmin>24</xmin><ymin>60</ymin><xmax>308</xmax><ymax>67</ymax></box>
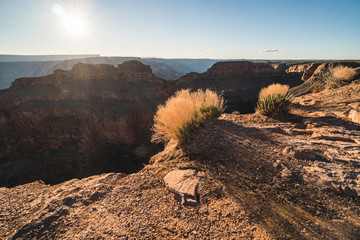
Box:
<box><xmin>117</xmin><ymin>60</ymin><xmax>152</xmax><ymax>73</ymax></box>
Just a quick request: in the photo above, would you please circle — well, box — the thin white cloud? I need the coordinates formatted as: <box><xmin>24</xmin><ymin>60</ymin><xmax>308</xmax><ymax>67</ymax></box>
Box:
<box><xmin>260</xmin><ymin>49</ymin><xmax>280</xmax><ymax>53</ymax></box>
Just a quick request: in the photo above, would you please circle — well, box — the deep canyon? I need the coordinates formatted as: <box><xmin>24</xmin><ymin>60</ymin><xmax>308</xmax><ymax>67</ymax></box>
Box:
<box><xmin>1</xmin><ymin>60</ymin><xmax>359</xmax><ymax>187</ymax></box>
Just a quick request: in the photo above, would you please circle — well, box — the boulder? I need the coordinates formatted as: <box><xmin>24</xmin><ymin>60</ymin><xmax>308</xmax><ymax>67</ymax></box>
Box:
<box><xmin>164</xmin><ymin>169</ymin><xmax>204</xmax><ymax>206</ymax></box>
<box><xmin>349</xmin><ymin>109</ymin><xmax>360</xmax><ymax>124</ymax></box>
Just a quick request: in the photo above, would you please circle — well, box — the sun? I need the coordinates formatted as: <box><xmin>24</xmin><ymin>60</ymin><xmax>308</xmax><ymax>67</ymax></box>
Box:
<box><xmin>63</xmin><ymin>15</ymin><xmax>86</xmax><ymax>36</ymax></box>
<box><xmin>52</xmin><ymin>4</ymin><xmax>87</xmax><ymax>36</ymax></box>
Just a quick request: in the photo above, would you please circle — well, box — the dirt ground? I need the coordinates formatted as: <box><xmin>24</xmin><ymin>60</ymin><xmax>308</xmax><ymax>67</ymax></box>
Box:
<box><xmin>1</xmin><ymin>83</ymin><xmax>360</xmax><ymax>239</ymax></box>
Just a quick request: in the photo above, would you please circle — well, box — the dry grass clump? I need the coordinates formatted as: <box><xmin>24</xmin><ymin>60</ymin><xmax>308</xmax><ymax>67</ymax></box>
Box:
<box><xmin>258</xmin><ymin>83</ymin><xmax>289</xmax><ymax>99</ymax></box>
<box><xmin>330</xmin><ymin>66</ymin><xmax>356</xmax><ymax>81</ymax></box>
<box><xmin>256</xmin><ymin>94</ymin><xmax>291</xmax><ymax>117</ymax></box>
<box><xmin>325</xmin><ymin>66</ymin><xmax>356</xmax><ymax>89</ymax></box>
<box><xmin>151</xmin><ymin>89</ymin><xmax>224</xmax><ymax>146</ymax></box>
<box><xmin>256</xmin><ymin>84</ymin><xmax>291</xmax><ymax>117</ymax></box>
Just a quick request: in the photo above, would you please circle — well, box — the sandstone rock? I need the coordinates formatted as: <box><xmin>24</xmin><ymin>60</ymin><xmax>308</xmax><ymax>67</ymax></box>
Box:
<box><xmin>310</xmin><ymin>140</ymin><xmax>360</xmax><ymax>150</ymax></box>
<box><xmin>282</xmin><ymin>147</ymin><xmax>317</xmax><ymax>160</ymax></box>
<box><xmin>349</xmin><ymin>102</ymin><xmax>360</xmax><ymax>110</ymax></box>
<box><xmin>353</xmin><ymin>138</ymin><xmax>360</xmax><ymax>145</ymax></box>
<box><xmin>304</xmin><ymin>161</ymin><xmax>360</xmax><ymax>197</ymax></box>
<box><xmin>285</xmin><ymin>63</ymin><xmax>321</xmax><ymax>81</ymax></box>
<box><xmin>349</xmin><ymin>109</ymin><xmax>360</xmax><ymax>123</ymax></box>
<box><xmin>164</xmin><ymin>169</ymin><xmax>204</xmax><ymax>206</ymax></box>
<box><xmin>324</xmin><ymin>151</ymin><xmax>357</xmax><ymax>164</ymax></box>
<box><xmin>310</xmin><ymin>132</ymin><xmax>354</xmax><ymax>142</ymax></box>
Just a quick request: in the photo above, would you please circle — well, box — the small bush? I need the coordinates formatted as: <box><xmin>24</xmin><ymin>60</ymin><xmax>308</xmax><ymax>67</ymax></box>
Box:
<box><xmin>324</xmin><ymin>66</ymin><xmax>356</xmax><ymax>89</ymax></box>
<box><xmin>175</xmin><ymin>115</ymin><xmax>204</xmax><ymax>146</ymax></box>
<box><xmin>151</xmin><ymin>89</ymin><xmax>224</xmax><ymax>146</ymax></box>
<box><xmin>256</xmin><ymin>94</ymin><xmax>291</xmax><ymax>117</ymax></box>
<box><xmin>200</xmin><ymin>105</ymin><xmax>222</xmax><ymax>119</ymax></box>
<box><xmin>256</xmin><ymin>83</ymin><xmax>291</xmax><ymax>117</ymax></box>
<box><xmin>258</xmin><ymin>83</ymin><xmax>289</xmax><ymax>99</ymax></box>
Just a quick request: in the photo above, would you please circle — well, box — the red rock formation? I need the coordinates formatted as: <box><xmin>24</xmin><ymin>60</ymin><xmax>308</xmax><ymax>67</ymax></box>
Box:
<box><xmin>0</xmin><ymin>61</ymin><xmax>168</xmax><ymax>186</ymax></box>
<box><xmin>286</xmin><ymin>63</ymin><xmax>322</xmax><ymax>81</ymax></box>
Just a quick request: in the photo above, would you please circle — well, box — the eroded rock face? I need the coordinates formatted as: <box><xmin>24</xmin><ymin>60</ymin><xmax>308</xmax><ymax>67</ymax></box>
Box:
<box><xmin>175</xmin><ymin>61</ymin><xmax>295</xmax><ymax>113</ymax></box>
<box><xmin>289</xmin><ymin>61</ymin><xmax>360</xmax><ymax>96</ymax></box>
<box><xmin>0</xmin><ymin>61</ymin><xmax>168</xmax><ymax>187</ymax></box>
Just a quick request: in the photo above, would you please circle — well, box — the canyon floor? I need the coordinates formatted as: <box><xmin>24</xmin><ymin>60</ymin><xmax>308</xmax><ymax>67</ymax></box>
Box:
<box><xmin>1</xmin><ymin>82</ymin><xmax>360</xmax><ymax>239</ymax></box>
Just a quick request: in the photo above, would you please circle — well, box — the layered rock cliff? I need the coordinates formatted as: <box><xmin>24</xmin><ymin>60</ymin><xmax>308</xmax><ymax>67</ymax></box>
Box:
<box><xmin>0</xmin><ymin>61</ymin><xmax>169</xmax><ymax>187</ymax></box>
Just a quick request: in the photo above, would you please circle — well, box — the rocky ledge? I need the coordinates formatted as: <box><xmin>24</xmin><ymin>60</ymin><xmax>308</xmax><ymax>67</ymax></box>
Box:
<box><xmin>2</xmin><ymin>84</ymin><xmax>360</xmax><ymax>238</ymax></box>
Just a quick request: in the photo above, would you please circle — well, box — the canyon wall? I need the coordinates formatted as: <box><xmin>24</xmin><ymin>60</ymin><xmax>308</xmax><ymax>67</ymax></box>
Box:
<box><xmin>0</xmin><ymin>61</ymin><xmax>169</xmax><ymax>186</ymax></box>
<box><xmin>1</xmin><ymin>60</ymin><xmax>359</xmax><ymax>187</ymax></box>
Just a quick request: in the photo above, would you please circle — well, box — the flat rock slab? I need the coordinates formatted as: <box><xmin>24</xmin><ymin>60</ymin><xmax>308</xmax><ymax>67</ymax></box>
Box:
<box><xmin>311</xmin><ymin>132</ymin><xmax>354</xmax><ymax>142</ymax></box>
<box><xmin>282</xmin><ymin>146</ymin><xmax>317</xmax><ymax>160</ymax></box>
<box><xmin>349</xmin><ymin>109</ymin><xmax>360</xmax><ymax>123</ymax></box>
<box><xmin>304</xmin><ymin>161</ymin><xmax>360</xmax><ymax>197</ymax></box>
<box><xmin>164</xmin><ymin>169</ymin><xmax>204</xmax><ymax>206</ymax></box>
<box><xmin>324</xmin><ymin>151</ymin><xmax>358</xmax><ymax>165</ymax></box>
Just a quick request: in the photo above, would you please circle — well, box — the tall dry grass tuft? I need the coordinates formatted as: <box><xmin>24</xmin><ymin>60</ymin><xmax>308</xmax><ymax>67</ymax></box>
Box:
<box><xmin>329</xmin><ymin>66</ymin><xmax>356</xmax><ymax>81</ymax></box>
<box><xmin>258</xmin><ymin>83</ymin><xmax>289</xmax><ymax>99</ymax></box>
<box><xmin>256</xmin><ymin>83</ymin><xmax>291</xmax><ymax>117</ymax></box>
<box><xmin>324</xmin><ymin>66</ymin><xmax>357</xmax><ymax>89</ymax></box>
<box><xmin>151</xmin><ymin>89</ymin><xmax>224</xmax><ymax>145</ymax></box>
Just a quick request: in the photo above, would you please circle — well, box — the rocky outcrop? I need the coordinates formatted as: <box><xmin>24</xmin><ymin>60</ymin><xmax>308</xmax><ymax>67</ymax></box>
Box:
<box><xmin>0</xmin><ymin>61</ymin><xmax>169</xmax><ymax>187</ymax></box>
<box><xmin>286</xmin><ymin>62</ymin><xmax>322</xmax><ymax>81</ymax></box>
<box><xmin>289</xmin><ymin>61</ymin><xmax>360</xmax><ymax>96</ymax></box>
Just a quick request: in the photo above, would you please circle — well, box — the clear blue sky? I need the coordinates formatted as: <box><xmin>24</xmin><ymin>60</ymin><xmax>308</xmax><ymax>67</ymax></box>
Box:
<box><xmin>0</xmin><ymin>0</ymin><xmax>359</xmax><ymax>59</ymax></box>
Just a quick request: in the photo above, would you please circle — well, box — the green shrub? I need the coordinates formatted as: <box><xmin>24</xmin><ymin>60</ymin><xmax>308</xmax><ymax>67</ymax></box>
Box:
<box><xmin>200</xmin><ymin>105</ymin><xmax>222</xmax><ymax>119</ymax></box>
<box><xmin>255</xmin><ymin>94</ymin><xmax>291</xmax><ymax>117</ymax></box>
<box><xmin>174</xmin><ymin>105</ymin><xmax>222</xmax><ymax>146</ymax></box>
<box><xmin>175</xmin><ymin>116</ymin><xmax>204</xmax><ymax>146</ymax></box>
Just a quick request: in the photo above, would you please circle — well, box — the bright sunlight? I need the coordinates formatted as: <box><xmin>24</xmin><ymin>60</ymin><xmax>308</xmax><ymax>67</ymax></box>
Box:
<box><xmin>52</xmin><ymin>3</ymin><xmax>87</xmax><ymax>36</ymax></box>
<box><xmin>63</xmin><ymin>15</ymin><xmax>86</xmax><ymax>36</ymax></box>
